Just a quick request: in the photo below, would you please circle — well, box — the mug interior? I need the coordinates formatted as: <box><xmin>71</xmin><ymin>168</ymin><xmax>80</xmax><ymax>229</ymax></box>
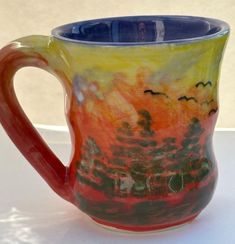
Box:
<box><xmin>52</xmin><ymin>16</ymin><xmax>229</xmax><ymax>45</ymax></box>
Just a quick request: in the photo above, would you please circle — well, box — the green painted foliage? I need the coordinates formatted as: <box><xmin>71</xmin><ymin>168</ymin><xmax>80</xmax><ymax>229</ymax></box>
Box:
<box><xmin>76</xmin><ymin>111</ymin><xmax>214</xmax><ymax>198</ymax></box>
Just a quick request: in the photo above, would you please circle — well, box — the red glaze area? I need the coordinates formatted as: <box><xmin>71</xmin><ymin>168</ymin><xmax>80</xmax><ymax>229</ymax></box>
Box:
<box><xmin>0</xmin><ymin>40</ymin><xmax>73</xmax><ymax>202</ymax></box>
<box><xmin>92</xmin><ymin>213</ymin><xmax>199</xmax><ymax>232</ymax></box>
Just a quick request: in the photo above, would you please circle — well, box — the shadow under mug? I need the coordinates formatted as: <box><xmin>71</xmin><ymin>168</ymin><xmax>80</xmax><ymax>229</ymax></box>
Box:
<box><xmin>0</xmin><ymin>15</ymin><xmax>229</xmax><ymax>232</ymax></box>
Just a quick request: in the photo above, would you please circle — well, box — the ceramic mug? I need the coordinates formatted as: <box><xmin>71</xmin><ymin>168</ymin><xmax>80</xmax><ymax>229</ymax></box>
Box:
<box><xmin>0</xmin><ymin>16</ymin><xmax>229</xmax><ymax>232</ymax></box>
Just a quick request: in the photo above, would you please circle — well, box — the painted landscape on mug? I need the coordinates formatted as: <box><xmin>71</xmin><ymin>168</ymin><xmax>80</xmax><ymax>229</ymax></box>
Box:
<box><xmin>60</xmin><ymin>36</ymin><xmax>226</xmax><ymax>229</ymax></box>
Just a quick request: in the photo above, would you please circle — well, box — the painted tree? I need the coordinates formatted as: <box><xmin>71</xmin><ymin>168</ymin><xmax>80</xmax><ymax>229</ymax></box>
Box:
<box><xmin>76</xmin><ymin>112</ymin><xmax>212</xmax><ymax>198</ymax></box>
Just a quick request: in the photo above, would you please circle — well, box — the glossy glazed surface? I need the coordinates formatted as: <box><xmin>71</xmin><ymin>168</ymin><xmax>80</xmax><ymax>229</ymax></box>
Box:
<box><xmin>65</xmin><ymin>37</ymin><xmax>225</xmax><ymax>230</ymax></box>
<box><xmin>52</xmin><ymin>15</ymin><xmax>229</xmax><ymax>45</ymax></box>
<box><xmin>0</xmin><ymin>16</ymin><xmax>229</xmax><ymax>231</ymax></box>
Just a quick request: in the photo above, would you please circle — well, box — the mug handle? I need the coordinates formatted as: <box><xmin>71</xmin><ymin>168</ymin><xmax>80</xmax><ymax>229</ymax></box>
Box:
<box><xmin>0</xmin><ymin>35</ymin><xmax>73</xmax><ymax>202</ymax></box>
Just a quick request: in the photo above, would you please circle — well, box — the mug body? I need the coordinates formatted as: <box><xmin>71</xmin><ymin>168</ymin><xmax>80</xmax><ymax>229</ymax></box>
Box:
<box><xmin>1</xmin><ymin>16</ymin><xmax>227</xmax><ymax>232</ymax></box>
<box><xmin>50</xmin><ymin>16</ymin><xmax>229</xmax><ymax>231</ymax></box>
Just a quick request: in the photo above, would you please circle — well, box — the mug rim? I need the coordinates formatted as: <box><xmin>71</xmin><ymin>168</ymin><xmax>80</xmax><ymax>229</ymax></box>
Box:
<box><xmin>51</xmin><ymin>15</ymin><xmax>230</xmax><ymax>46</ymax></box>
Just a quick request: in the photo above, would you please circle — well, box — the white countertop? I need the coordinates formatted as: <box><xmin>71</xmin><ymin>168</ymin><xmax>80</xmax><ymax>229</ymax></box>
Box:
<box><xmin>0</xmin><ymin>125</ymin><xmax>234</xmax><ymax>244</ymax></box>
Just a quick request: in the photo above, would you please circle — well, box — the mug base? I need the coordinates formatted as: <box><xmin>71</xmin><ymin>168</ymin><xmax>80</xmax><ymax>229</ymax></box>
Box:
<box><xmin>91</xmin><ymin>213</ymin><xmax>199</xmax><ymax>233</ymax></box>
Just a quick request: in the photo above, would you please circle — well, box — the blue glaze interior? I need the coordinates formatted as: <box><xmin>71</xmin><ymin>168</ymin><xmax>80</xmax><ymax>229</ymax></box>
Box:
<box><xmin>52</xmin><ymin>16</ymin><xmax>229</xmax><ymax>45</ymax></box>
